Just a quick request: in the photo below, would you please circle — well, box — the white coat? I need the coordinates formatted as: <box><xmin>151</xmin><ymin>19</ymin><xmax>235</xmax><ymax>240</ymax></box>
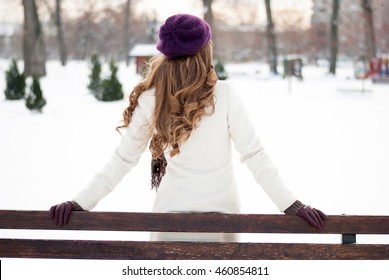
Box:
<box><xmin>73</xmin><ymin>80</ymin><xmax>297</xmax><ymax>241</ymax></box>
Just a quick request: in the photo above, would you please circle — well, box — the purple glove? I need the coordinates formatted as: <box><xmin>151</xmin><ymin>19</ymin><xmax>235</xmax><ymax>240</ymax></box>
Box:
<box><xmin>49</xmin><ymin>201</ymin><xmax>83</xmax><ymax>226</ymax></box>
<box><xmin>296</xmin><ymin>205</ymin><xmax>328</xmax><ymax>229</ymax></box>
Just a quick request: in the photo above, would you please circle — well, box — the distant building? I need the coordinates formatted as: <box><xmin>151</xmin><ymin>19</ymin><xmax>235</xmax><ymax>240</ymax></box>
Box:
<box><xmin>129</xmin><ymin>44</ymin><xmax>159</xmax><ymax>75</ymax></box>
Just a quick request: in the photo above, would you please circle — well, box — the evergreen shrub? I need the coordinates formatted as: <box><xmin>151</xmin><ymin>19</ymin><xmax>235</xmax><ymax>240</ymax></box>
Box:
<box><xmin>4</xmin><ymin>59</ymin><xmax>26</xmax><ymax>100</ymax></box>
<box><xmin>25</xmin><ymin>76</ymin><xmax>46</xmax><ymax>112</ymax></box>
<box><xmin>87</xmin><ymin>54</ymin><xmax>102</xmax><ymax>95</ymax></box>
<box><xmin>96</xmin><ymin>59</ymin><xmax>124</xmax><ymax>102</ymax></box>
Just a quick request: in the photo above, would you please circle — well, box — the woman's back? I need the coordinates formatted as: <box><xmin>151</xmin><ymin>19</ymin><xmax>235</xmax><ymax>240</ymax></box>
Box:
<box><xmin>153</xmin><ymin>80</ymin><xmax>240</xmax><ymax>213</ymax></box>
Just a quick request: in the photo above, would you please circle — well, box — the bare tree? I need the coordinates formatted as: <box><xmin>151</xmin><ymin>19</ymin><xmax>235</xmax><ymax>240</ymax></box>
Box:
<box><xmin>329</xmin><ymin>0</ymin><xmax>339</xmax><ymax>75</ymax></box>
<box><xmin>23</xmin><ymin>0</ymin><xmax>46</xmax><ymax>77</ymax></box>
<box><xmin>55</xmin><ymin>0</ymin><xmax>67</xmax><ymax>65</ymax></box>
<box><xmin>42</xmin><ymin>0</ymin><xmax>67</xmax><ymax>64</ymax></box>
<box><xmin>264</xmin><ymin>0</ymin><xmax>278</xmax><ymax>74</ymax></box>
<box><xmin>361</xmin><ymin>0</ymin><xmax>376</xmax><ymax>58</ymax></box>
<box><xmin>203</xmin><ymin>0</ymin><xmax>214</xmax><ymax>28</ymax></box>
<box><xmin>69</xmin><ymin>3</ymin><xmax>99</xmax><ymax>59</ymax></box>
<box><xmin>202</xmin><ymin>0</ymin><xmax>215</xmax><ymax>53</ymax></box>
<box><xmin>40</xmin><ymin>0</ymin><xmax>67</xmax><ymax>64</ymax></box>
<box><xmin>275</xmin><ymin>9</ymin><xmax>306</xmax><ymax>56</ymax></box>
<box><xmin>124</xmin><ymin>0</ymin><xmax>131</xmax><ymax>65</ymax></box>
<box><xmin>146</xmin><ymin>12</ymin><xmax>157</xmax><ymax>43</ymax></box>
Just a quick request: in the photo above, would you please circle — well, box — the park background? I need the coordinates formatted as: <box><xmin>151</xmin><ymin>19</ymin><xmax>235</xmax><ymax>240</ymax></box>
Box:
<box><xmin>1</xmin><ymin>0</ymin><xmax>389</xmax><ymax>279</ymax></box>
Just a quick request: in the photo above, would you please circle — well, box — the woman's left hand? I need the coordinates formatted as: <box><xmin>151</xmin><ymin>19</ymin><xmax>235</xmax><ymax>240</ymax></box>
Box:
<box><xmin>49</xmin><ymin>201</ymin><xmax>83</xmax><ymax>226</ymax></box>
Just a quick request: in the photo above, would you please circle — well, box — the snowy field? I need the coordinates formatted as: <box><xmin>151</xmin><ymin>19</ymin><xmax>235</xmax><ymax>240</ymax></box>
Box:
<box><xmin>1</xmin><ymin>59</ymin><xmax>389</xmax><ymax>278</ymax></box>
<box><xmin>1</xmin><ymin>59</ymin><xmax>389</xmax><ymax>232</ymax></box>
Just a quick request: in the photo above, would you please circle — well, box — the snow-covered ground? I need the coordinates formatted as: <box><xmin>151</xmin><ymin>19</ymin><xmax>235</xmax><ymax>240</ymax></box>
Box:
<box><xmin>1</xmin><ymin>59</ymin><xmax>389</xmax><ymax>278</ymax></box>
<box><xmin>1</xmin><ymin>59</ymin><xmax>389</xmax><ymax>227</ymax></box>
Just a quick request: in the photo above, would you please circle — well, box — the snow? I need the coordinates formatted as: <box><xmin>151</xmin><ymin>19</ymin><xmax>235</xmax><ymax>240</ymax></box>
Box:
<box><xmin>129</xmin><ymin>44</ymin><xmax>160</xmax><ymax>57</ymax></box>
<box><xmin>1</xmin><ymin>59</ymin><xmax>389</xmax><ymax>218</ymax></box>
<box><xmin>1</xmin><ymin>59</ymin><xmax>389</xmax><ymax>277</ymax></box>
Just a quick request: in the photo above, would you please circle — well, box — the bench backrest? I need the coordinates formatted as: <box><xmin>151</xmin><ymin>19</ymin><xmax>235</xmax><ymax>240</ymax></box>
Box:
<box><xmin>0</xmin><ymin>210</ymin><xmax>388</xmax><ymax>259</ymax></box>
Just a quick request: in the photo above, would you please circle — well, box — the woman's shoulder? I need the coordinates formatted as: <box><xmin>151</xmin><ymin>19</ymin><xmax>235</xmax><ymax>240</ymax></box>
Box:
<box><xmin>133</xmin><ymin>87</ymin><xmax>156</xmax><ymax>117</ymax></box>
<box><xmin>137</xmin><ymin>87</ymin><xmax>155</xmax><ymax>103</ymax></box>
<box><xmin>215</xmin><ymin>79</ymin><xmax>230</xmax><ymax>91</ymax></box>
<box><xmin>214</xmin><ymin>80</ymin><xmax>239</xmax><ymax>101</ymax></box>
<box><xmin>215</xmin><ymin>80</ymin><xmax>233</xmax><ymax>96</ymax></box>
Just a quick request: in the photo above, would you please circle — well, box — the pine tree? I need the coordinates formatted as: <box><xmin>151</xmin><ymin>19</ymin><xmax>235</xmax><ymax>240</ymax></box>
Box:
<box><xmin>4</xmin><ymin>59</ymin><xmax>26</xmax><ymax>100</ymax></box>
<box><xmin>97</xmin><ymin>59</ymin><xmax>124</xmax><ymax>102</ymax></box>
<box><xmin>25</xmin><ymin>76</ymin><xmax>46</xmax><ymax>112</ymax></box>
<box><xmin>214</xmin><ymin>59</ymin><xmax>228</xmax><ymax>80</ymax></box>
<box><xmin>87</xmin><ymin>54</ymin><xmax>102</xmax><ymax>95</ymax></box>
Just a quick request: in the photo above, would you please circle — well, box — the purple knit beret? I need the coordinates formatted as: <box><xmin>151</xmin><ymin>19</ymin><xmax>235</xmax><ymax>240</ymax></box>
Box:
<box><xmin>157</xmin><ymin>14</ymin><xmax>212</xmax><ymax>59</ymax></box>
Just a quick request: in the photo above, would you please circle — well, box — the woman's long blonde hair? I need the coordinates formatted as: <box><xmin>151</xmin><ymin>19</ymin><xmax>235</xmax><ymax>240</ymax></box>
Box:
<box><xmin>117</xmin><ymin>41</ymin><xmax>218</xmax><ymax>159</ymax></box>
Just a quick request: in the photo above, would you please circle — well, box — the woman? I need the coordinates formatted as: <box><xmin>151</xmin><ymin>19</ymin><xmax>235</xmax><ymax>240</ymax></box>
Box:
<box><xmin>50</xmin><ymin>14</ymin><xmax>327</xmax><ymax>241</ymax></box>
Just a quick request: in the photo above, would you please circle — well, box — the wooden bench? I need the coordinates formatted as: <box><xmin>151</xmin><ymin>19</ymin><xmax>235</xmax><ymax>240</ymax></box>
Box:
<box><xmin>0</xmin><ymin>210</ymin><xmax>388</xmax><ymax>260</ymax></box>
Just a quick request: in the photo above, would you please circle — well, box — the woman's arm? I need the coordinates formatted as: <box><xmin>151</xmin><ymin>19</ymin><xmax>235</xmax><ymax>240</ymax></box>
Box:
<box><xmin>226</xmin><ymin>84</ymin><xmax>327</xmax><ymax>228</ymax></box>
<box><xmin>50</xmin><ymin>90</ymin><xmax>155</xmax><ymax>225</ymax></box>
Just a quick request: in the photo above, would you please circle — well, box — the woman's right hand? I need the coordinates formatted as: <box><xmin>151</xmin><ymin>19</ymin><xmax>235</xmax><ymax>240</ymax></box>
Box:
<box><xmin>49</xmin><ymin>201</ymin><xmax>83</xmax><ymax>226</ymax></box>
<box><xmin>296</xmin><ymin>205</ymin><xmax>327</xmax><ymax>230</ymax></box>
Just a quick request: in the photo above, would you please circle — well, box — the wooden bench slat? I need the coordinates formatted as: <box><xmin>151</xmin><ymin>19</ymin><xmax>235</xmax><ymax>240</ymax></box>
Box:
<box><xmin>1</xmin><ymin>210</ymin><xmax>389</xmax><ymax>234</ymax></box>
<box><xmin>1</xmin><ymin>210</ymin><xmax>389</xmax><ymax>260</ymax></box>
<box><xmin>1</xmin><ymin>239</ymin><xmax>388</xmax><ymax>260</ymax></box>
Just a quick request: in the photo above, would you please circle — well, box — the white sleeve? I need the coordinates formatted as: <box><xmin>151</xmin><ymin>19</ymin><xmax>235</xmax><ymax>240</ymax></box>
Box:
<box><xmin>227</xmin><ymin>85</ymin><xmax>297</xmax><ymax>212</ymax></box>
<box><xmin>73</xmin><ymin>92</ymin><xmax>154</xmax><ymax>210</ymax></box>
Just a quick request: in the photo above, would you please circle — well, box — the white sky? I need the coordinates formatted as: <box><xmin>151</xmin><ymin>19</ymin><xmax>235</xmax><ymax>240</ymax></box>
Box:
<box><xmin>0</xmin><ymin>0</ymin><xmax>313</xmax><ymax>28</ymax></box>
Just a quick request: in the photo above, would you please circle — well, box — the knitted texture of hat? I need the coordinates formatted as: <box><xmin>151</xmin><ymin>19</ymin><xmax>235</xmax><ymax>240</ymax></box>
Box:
<box><xmin>157</xmin><ymin>14</ymin><xmax>212</xmax><ymax>59</ymax></box>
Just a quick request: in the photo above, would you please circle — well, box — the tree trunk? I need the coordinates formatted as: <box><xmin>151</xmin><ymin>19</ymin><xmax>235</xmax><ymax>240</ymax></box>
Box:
<box><xmin>23</xmin><ymin>0</ymin><xmax>46</xmax><ymax>77</ymax></box>
<box><xmin>202</xmin><ymin>0</ymin><xmax>215</xmax><ymax>54</ymax></box>
<box><xmin>264</xmin><ymin>0</ymin><xmax>278</xmax><ymax>74</ymax></box>
<box><xmin>124</xmin><ymin>0</ymin><xmax>131</xmax><ymax>66</ymax></box>
<box><xmin>146</xmin><ymin>15</ymin><xmax>157</xmax><ymax>44</ymax></box>
<box><xmin>362</xmin><ymin>0</ymin><xmax>377</xmax><ymax>59</ymax></box>
<box><xmin>329</xmin><ymin>0</ymin><xmax>339</xmax><ymax>75</ymax></box>
<box><xmin>55</xmin><ymin>0</ymin><xmax>67</xmax><ymax>66</ymax></box>
<box><xmin>203</xmin><ymin>0</ymin><xmax>214</xmax><ymax>28</ymax></box>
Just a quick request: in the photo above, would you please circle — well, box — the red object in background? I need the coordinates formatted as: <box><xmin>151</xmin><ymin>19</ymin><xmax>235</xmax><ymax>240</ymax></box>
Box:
<box><xmin>368</xmin><ymin>57</ymin><xmax>382</xmax><ymax>77</ymax></box>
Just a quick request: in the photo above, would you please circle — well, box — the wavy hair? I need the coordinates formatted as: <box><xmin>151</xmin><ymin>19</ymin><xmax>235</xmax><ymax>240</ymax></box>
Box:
<box><xmin>117</xmin><ymin>41</ymin><xmax>218</xmax><ymax>159</ymax></box>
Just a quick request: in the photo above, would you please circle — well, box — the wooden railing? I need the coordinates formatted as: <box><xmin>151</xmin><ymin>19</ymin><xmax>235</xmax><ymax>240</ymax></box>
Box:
<box><xmin>0</xmin><ymin>210</ymin><xmax>388</xmax><ymax>260</ymax></box>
